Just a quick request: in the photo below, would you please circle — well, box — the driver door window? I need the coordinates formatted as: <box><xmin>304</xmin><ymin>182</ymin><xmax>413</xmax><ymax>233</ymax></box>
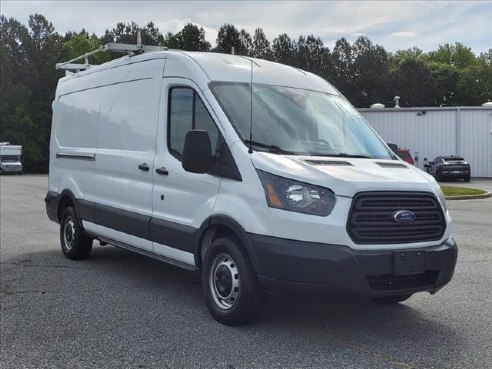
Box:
<box><xmin>168</xmin><ymin>87</ymin><xmax>219</xmax><ymax>160</ymax></box>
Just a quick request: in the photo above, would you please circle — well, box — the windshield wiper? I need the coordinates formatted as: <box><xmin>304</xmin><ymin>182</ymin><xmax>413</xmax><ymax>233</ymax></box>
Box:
<box><xmin>244</xmin><ymin>140</ymin><xmax>296</xmax><ymax>155</ymax></box>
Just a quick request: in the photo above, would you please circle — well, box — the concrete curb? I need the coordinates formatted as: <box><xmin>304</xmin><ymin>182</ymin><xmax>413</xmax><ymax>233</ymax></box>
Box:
<box><xmin>445</xmin><ymin>191</ymin><xmax>491</xmax><ymax>200</ymax></box>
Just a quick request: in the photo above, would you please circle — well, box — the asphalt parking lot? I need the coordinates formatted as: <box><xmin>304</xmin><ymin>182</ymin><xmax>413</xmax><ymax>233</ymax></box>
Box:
<box><xmin>1</xmin><ymin>175</ymin><xmax>491</xmax><ymax>369</ymax></box>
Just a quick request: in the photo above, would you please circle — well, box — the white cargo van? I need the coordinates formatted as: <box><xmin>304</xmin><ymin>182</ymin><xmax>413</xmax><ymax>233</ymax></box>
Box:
<box><xmin>46</xmin><ymin>41</ymin><xmax>457</xmax><ymax>325</ymax></box>
<box><xmin>0</xmin><ymin>143</ymin><xmax>22</xmax><ymax>174</ymax></box>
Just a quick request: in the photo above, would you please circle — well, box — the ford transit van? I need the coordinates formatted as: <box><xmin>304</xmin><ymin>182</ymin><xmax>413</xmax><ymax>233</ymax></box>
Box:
<box><xmin>46</xmin><ymin>42</ymin><xmax>457</xmax><ymax>325</ymax></box>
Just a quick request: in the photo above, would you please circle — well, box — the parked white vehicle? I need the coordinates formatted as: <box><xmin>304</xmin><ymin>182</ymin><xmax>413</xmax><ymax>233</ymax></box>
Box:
<box><xmin>46</xmin><ymin>41</ymin><xmax>457</xmax><ymax>325</ymax></box>
<box><xmin>0</xmin><ymin>143</ymin><xmax>22</xmax><ymax>174</ymax></box>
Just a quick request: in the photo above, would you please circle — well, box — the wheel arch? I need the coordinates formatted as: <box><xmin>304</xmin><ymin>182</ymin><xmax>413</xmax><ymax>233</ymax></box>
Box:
<box><xmin>193</xmin><ymin>215</ymin><xmax>259</xmax><ymax>272</ymax></box>
<box><xmin>57</xmin><ymin>190</ymin><xmax>81</xmax><ymax>225</ymax></box>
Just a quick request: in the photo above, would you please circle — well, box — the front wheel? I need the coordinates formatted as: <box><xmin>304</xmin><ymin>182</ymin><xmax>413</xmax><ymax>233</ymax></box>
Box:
<box><xmin>60</xmin><ymin>206</ymin><xmax>92</xmax><ymax>260</ymax></box>
<box><xmin>202</xmin><ymin>236</ymin><xmax>263</xmax><ymax>326</ymax></box>
<box><xmin>372</xmin><ymin>294</ymin><xmax>412</xmax><ymax>304</ymax></box>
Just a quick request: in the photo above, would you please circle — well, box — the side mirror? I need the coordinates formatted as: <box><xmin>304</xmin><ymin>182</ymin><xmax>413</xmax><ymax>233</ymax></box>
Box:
<box><xmin>387</xmin><ymin>143</ymin><xmax>398</xmax><ymax>154</ymax></box>
<box><xmin>182</xmin><ymin>130</ymin><xmax>212</xmax><ymax>174</ymax></box>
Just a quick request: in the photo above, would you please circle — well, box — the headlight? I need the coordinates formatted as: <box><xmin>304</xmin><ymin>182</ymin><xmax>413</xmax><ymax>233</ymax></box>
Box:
<box><xmin>257</xmin><ymin>170</ymin><xmax>336</xmax><ymax>216</ymax></box>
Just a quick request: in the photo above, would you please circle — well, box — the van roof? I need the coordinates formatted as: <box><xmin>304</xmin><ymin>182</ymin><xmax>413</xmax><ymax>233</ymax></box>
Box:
<box><xmin>59</xmin><ymin>50</ymin><xmax>339</xmax><ymax>95</ymax></box>
<box><xmin>178</xmin><ymin>51</ymin><xmax>339</xmax><ymax>94</ymax></box>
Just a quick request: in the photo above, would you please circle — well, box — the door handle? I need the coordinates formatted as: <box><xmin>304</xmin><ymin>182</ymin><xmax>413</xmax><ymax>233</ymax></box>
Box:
<box><xmin>138</xmin><ymin>163</ymin><xmax>150</xmax><ymax>171</ymax></box>
<box><xmin>156</xmin><ymin>167</ymin><xmax>169</xmax><ymax>175</ymax></box>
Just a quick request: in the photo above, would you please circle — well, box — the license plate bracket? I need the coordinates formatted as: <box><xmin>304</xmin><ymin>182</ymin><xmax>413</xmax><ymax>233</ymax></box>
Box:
<box><xmin>394</xmin><ymin>250</ymin><xmax>425</xmax><ymax>275</ymax></box>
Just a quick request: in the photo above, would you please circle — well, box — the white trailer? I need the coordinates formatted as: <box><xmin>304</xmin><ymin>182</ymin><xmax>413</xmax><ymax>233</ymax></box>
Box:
<box><xmin>0</xmin><ymin>143</ymin><xmax>23</xmax><ymax>174</ymax></box>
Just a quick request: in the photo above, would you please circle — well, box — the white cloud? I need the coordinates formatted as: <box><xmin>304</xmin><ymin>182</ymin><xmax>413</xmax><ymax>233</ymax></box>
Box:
<box><xmin>392</xmin><ymin>32</ymin><xmax>417</xmax><ymax>38</ymax></box>
<box><xmin>156</xmin><ymin>18</ymin><xmax>218</xmax><ymax>43</ymax></box>
<box><xmin>1</xmin><ymin>1</ymin><xmax>490</xmax><ymax>53</ymax></box>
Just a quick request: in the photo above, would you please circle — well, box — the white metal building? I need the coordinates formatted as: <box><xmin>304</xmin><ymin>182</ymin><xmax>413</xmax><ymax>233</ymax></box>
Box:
<box><xmin>359</xmin><ymin>106</ymin><xmax>492</xmax><ymax>177</ymax></box>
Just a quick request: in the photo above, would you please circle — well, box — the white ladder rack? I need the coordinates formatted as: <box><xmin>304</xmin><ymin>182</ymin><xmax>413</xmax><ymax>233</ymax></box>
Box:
<box><xmin>56</xmin><ymin>32</ymin><xmax>167</xmax><ymax>73</ymax></box>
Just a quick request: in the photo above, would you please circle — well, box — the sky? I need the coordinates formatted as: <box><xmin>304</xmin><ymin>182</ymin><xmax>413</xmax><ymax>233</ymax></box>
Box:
<box><xmin>1</xmin><ymin>1</ymin><xmax>491</xmax><ymax>54</ymax></box>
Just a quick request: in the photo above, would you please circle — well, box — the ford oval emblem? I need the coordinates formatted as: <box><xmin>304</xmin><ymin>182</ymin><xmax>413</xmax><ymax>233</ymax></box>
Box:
<box><xmin>393</xmin><ymin>210</ymin><xmax>416</xmax><ymax>222</ymax></box>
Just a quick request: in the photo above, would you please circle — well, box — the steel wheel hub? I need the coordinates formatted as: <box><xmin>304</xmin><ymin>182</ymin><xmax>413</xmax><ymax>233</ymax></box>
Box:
<box><xmin>64</xmin><ymin>217</ymin><xmax>76</xmax><ymax>250</ymax></box>
<box><xmin>209</xmin><ymin>253</ymin><xmax>240</xmax><ymax>310</ymax></box>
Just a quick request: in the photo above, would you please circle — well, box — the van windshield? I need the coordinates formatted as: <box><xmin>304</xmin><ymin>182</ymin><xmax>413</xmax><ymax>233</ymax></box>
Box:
<box><xmin>0</xmin><ymin>155</ymin><xmax>20</xmax><ymax>162</ymax></box>
<box><xmin>210</xmin><ymin>82</ymin><xmax>392</xmax><ymax>159</ymax></box>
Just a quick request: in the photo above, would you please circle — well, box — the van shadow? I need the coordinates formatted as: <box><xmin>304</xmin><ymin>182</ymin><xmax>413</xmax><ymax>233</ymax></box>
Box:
<box><xmin>21</xmin><ymin>244</ymin><xmax>462</xmax><ymax>359</ymax></box>
<box><xmin>17</xmin><ymin>244</ymin><xmax>203</xmax><ymax>302</ymax></box>
<box><xmin>256</xmin><ymin>292</ymin><xmax>462</xmax><ymax>360</ymax></box>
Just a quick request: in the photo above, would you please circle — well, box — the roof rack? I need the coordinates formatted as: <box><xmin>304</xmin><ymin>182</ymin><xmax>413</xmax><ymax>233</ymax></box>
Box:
<box><xmin>56</xmin><ymin>32</ymin><xmax>167</xmax><ymax>74</ymax></box>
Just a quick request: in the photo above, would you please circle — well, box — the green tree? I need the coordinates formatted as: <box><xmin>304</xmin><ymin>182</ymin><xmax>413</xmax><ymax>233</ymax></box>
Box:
<box><xmin>426</xmin><ymin>42</ymin><xmax>476</xmax><ymax>69</ymax></box>
<box><xmin>455</xmin><ymin>54</ymin><xmax>492</xmax><ymax>105</ymax></box>
<box><xmin>292</xmin><ymin>35</ymin><xmax>331</xmax><ymax>77</ymax></box>
<box><xmin>162</xmin><ymin>31</ymin><xmax>179</xmax><ymax>48</ymax></box>
<box><xmin>272</xmin><ymin>33</ymin><xmax>294</xmax><ymax>65</ymax></box>
<box><xmin>251</xmin><ymin>28</ymin><xmax>272</xmax><ymax>60</ymax></box>
<box><xmin>0</xmin><ymin>14</ymin><xmax>63</xmax><ymax>171</ymax></box>
<box><xmin>331</xmin><ymin>37</ymin><xmax>354</xmax><ymax>97</ymax></box>
<box><xmin>63</xmin><ymin>32</ymin><xmax>110</xmax><ymax>64</ymax></box>
<box><xmin>425</xmin><ymin>62</ymin><xmax>459</xmax><ymax>105</ymax></box>
<box><xmin>238</xmin><ymin>29</ymin><xmax>252</xmax><ymax>55</ymax></box>
<box><xmin>25</xmin><ymin>14</ymin><xmax>65</xmax><ymax>171</ymax></box>
<box><xmin>214</xmin><ymin>24</ymin><xmax>249</xmax><ymax>55</ymax></box>
<box><xmin>168</xmin><ymin>23</ymin><xmax>211</xmax><ymax>51</ymax></box>
<box><xmin>392</xmin><ymin>59</ymin><xmax>442</xmax><ymax>106</ymax></box>
<box><xmin>102</xmin><ymin>21</ymin><xmax>164</xmax><ymax>46</ymax></box>
<box><xmin>341</xmin><ymin>36</ymin><xmax>392</xmax><ymax>107</ymax></box>
<box><xmin>389</xmin><ymin>47</ymin><xmax>424</xmax><ymax>72</ymax></box>
<box><xmin>0</xmin><ymin>17</ymin><xmax>39</xmax><ymax>166</ymax></box>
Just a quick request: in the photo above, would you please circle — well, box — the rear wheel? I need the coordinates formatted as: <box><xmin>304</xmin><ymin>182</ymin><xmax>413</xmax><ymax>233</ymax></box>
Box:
<box><xmin>464</xmin><ymin>175</ymin><xmax>470</xmax><ymax>182</ymax></box>
<box><xmin>372</xmin><ymin>294</ymin><xmax>412</xmax><ymax>304</ymax></box>
<box><xmin>60</xmin><ymin>206</ymin><xmax>92</xmax><ymax>260</ymax></box>
<box><xmin>202</xmin><ymin>236</ymin><xmax>263</xmax><ymax>326</ymax></box>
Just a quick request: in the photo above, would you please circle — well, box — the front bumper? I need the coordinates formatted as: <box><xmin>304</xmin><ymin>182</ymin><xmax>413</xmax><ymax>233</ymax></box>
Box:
<box><xmin>0</xmin><ymin>165</ymin><xmax>22</xmax><ymax>173</ymax></box>
<box><xmin>249</xmin><ymin>234</ymin><xmax>458</xmax><ymax>303</ymax></box>
<box><xmin>441</xmin><ymin>168</ymin><xmax>470</xmax><ymax>178</ymax></box>
<box><xmin>45</xmin><ymin>191</ymin><xmax>59</xmax><ymax>223</ymax></box>
<box><xmin>442</xmin><ymin>172</ymin><xmax>469</xmax><ymax>178</ymax></box>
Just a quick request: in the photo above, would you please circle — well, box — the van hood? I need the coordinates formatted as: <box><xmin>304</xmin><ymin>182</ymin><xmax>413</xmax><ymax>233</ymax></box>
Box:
<box><xmin>251</xmin><ymin>152</ymin><xmax>437</xmax><ymax>198</ymax></box>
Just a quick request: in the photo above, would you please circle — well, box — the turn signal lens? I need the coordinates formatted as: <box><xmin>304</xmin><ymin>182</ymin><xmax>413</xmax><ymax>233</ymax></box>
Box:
<box><xmin>266</xmin><ymin>183</ymin><xmax>283</xmax><ymax>208</ymax></box>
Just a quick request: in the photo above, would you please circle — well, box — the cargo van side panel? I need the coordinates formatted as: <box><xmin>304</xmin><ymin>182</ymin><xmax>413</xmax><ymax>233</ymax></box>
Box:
<box><xmin>88</xmin><ymin>60</ymin><xmax>164</xmax><ymax>251</ymax></box>
<box><xmin>52</xmin><ymin>59</ymin><xmax>165</xmax><ymax>252</ymax></box>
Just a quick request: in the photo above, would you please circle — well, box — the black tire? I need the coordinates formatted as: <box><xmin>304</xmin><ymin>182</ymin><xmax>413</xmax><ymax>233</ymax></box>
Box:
<box><xmin>435</xmin><ymin>170</ymin><xmax>442</xmax><ymax>182</ymax></box>
<box><xmin>202</xmin><ymin>236</ymin><xmax>263</xmax><ymax>326</ymax></box>
<box><xmin>464</xmin><ymin>175</ymin><xmax>470</xmax><ymax>182</ymax></box>
<box><xmin>372</xmin><ymin>294</ymin><xmax>412</xmax><ymax>304</ymax></box>
<box><xmin>60</xmin><ymin>206</ymin><xmax>92</xmax><ymax>260</ymax></box>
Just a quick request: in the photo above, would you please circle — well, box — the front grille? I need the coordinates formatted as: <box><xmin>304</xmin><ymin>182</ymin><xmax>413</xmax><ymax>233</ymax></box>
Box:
<box><xmin>367</xmin><ymin>271</ymin><xmax>439</xmax><ymax>291</ymax></box>
<box><xmin>347</xmin><ymin>192</ymin><xmax>445</xmax><ymax>244</ymax></box>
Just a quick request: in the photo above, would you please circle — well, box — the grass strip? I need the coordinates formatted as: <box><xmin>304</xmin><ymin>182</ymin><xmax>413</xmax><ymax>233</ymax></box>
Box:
<box><xmin>440</xmin><ymin>186</ymin><xmax>487</xmax><ymax>196</ymax></box>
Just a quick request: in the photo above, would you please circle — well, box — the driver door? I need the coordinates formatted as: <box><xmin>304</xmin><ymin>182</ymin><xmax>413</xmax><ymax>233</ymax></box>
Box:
<box><xmin>150</xmin><ymin>79</ymin><xmax>223</xmax><ymax>266</ymax></box>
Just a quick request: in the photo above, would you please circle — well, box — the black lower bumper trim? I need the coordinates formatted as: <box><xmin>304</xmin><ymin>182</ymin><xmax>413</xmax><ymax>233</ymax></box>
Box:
<box><xmin>249</xmin><ymin>233</ymin><xmax>458</xmax><ymax>302</ymax></box>
<box><xmin>45</xmin><ymin>191</ymin><xmax>59</xmax><ymax>223</ymax></box>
